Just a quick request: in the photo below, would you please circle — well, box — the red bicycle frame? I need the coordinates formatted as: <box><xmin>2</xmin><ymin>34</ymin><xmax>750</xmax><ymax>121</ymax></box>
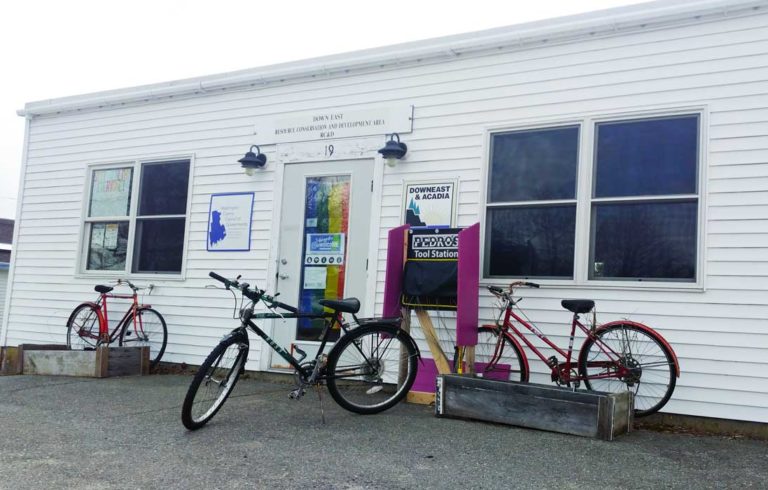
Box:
<box><xmin>493</xmin><ymin>306</ymin><xmax>634</xmax><ymax>384</ymax></box>
<box><xmin>82</xmin><ymin>288</ymin><xmax>151</xmax><ymax>345</ymax></box>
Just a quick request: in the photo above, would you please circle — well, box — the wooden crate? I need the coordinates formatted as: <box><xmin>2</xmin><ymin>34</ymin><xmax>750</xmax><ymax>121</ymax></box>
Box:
<box><xmin>21</xmin><ymin>344</ymin><xmax>150</xmax><ymax>378</ymax></box>
<box><xmin>436</xmin><ymin>375</ymin><xmax>633</xmax><ymax>441</ymax></box>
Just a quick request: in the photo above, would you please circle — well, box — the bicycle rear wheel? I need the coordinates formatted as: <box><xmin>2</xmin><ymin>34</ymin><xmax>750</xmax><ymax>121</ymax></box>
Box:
<box><xmin>118</xmin><ymin>307</ymin><xmax>168</xmax><ymax>369</ymax></box>
<box><xmin>181</xmin><ymin>331</ymin><xmax>249</xmax><ymax>430</ymax></box>
<box><xmin>326</xmin><ymin>324</ymin><xmax>418</xmax><ymax>414</ymax></box>
<box><xmin>579</xmin><ymin>323</ymin><xmax>676</xmax><ymax>417</ymax></box>
<box><xmin>474</xmin><ymin>326</ymin><xmax>528</xmax><ymax>382</ymax></box>
<box><xmin>66</xmin><ymin>303</ymin><xmax>101</xmax><ymax>350</ymax></box>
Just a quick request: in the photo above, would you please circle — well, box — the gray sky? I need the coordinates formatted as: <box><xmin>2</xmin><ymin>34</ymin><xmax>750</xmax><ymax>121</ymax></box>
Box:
<box><xmin>0</xmin><ymin>0</ymin><xmax>646</xmax><ymax>220</ymax></box>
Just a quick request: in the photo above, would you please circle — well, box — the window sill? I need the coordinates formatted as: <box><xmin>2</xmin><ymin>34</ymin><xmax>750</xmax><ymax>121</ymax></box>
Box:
<box><xmin>480</xmin><ymin>278</ymin><xmax>705</xmax><ymax>293</ymax></box>
<box><xmin>74</xmin><ymin>272</ymin><xmax>186</xmax><ymax>282</ymax></box>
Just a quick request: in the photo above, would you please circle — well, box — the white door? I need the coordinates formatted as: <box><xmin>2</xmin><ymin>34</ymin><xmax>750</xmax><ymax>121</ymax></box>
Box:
<box><xmin>271</xmin><ymin>160</ymin><xmax>374</xmax><ymax>368</ymax></box>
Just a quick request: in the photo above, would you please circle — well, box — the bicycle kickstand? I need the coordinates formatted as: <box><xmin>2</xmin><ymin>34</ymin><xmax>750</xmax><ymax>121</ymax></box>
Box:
<box><xmin>315</xmin><ymin>385</ymin><xmax>326</xmax><ymax>425</ymax></box>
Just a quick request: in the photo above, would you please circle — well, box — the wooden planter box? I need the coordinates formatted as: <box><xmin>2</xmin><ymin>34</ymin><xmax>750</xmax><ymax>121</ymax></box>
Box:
<box><xmin>0</xmin><ymin>346</ymin><xmax>22</xmax><ymax>375</ymax></box>
<box><xmin>436</xmin><ymin>375</ymin><xmax>633</xmax><ymax>441</ymax></box>
<box><xmin>19</xmin><ymin>344</ymin><xmax>149</xmax><ymax>378</ymax></box>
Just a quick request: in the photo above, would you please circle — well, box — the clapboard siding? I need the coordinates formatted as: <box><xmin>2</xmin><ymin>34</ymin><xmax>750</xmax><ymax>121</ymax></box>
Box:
<box><xmin>4</xmin><ymin>4</ymin><xmax>768</xmax><ymax>421</ymax></box>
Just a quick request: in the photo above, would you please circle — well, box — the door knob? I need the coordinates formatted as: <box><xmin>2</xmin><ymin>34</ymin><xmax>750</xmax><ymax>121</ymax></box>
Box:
<box><xmin>279</xmin><ymin>273</ymin><xmax>289</xmax><ymax>279</ymax></box>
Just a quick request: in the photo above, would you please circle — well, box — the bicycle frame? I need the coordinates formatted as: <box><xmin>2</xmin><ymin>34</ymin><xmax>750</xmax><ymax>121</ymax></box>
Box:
<box><xmin>93</xmin><ymin>290</ymin><xmax>149</xmax><ymax>344</ymax></box>
<box><xmin>497</xmin><ymin>305</ymin><xmax>631</xmax><ymax>384</ymax></box>
<box><xmin>242</xmin><ymin>310</ymin><xmax>345</xmax><ymax>376</ymax></box>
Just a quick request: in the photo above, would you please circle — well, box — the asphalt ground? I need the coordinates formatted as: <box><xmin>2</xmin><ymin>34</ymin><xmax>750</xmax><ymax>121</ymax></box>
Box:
<box><xmin>0</xmin><ymin>374</ymin><xmax>766</xmax><ymax>489</ymax></box>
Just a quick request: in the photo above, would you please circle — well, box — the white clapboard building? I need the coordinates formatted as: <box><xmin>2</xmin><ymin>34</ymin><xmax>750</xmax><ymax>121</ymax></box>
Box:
<box><xmin>2</xmin><ymin>0</ymin><xmax>768</xmax><ymax>423</ymax></box>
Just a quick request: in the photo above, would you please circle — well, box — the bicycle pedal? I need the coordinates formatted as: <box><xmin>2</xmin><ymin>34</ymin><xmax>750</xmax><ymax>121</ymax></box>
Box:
<box><xmin>288</xmin><ymin>388</ymin><xmax>305</xmax><ymax>400</ymax></box>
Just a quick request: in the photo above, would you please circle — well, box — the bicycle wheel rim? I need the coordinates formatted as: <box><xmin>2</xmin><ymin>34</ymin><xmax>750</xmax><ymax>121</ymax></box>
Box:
<box><xmin>67</xmin><ymin>305</ymin><xmax>100</xmax><ymax>350</ymax></box>
<box><xmin>187</xmin><ymin>340</ymin><xmax>248</xmax><ymax>425</ymax></box>
<box><xmin>120</xmin><ymin>308</ymin><xmax>166</xmax><ymax>366</ymax></box>
<box><xmin>474</xmin><ymin>326</ymin><xmax>526</xmax><ymax>382</ymax></box>
<box><xmin>582</xmin><ymin>325</ymin><xmax>675</xmax><ymax>416</ymax></box>
<box><xmin>328</xmin><ymin>329</ymin><xmax>416</xmax><ymax>412</ymax></box>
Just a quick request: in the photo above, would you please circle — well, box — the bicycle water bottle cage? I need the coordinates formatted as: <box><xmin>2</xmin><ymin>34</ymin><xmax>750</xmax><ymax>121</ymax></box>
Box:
<box><xmin>561</xmin><ymin>300</ymin><xmax>594</xmax><ymax>314</ymax></box>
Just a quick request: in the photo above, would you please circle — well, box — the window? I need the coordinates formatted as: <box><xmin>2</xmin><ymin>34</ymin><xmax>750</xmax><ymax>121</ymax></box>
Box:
<box><xmin>83</xmin><ymin>159</ymin><xmax>191</xmax><ymax>275</ymax></box>
<box><xmin>485</xmin><ymin>113</ymin><xmax>701</xmax><ymax>284</ymax></box>
<box><xmin>591</xmin><ymin>116</ymin><xmax>699</xmax><ymax>282</ymax></box>
<box><xmin>485</xmin><ymin>126</ymin><xmax>579</xmax><ymax>278</ymax></box>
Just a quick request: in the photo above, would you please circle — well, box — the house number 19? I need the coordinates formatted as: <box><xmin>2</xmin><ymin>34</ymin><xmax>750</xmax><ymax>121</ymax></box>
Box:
<box><xmin>325</xmin><ymin>144</ymin><xmax>335</xmax><ymax>157</ymax></box>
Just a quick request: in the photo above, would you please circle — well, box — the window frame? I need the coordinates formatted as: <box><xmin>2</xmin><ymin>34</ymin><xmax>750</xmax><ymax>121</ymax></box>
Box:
<box><xmin>480</xmin><ymin>107</ymin><xmax>707</xmax><ymax>290</ymax></box>
<box><xmin>77</xmin><ymin>154</ymin><xmax>194</xmax><ymax>279</ymax></box>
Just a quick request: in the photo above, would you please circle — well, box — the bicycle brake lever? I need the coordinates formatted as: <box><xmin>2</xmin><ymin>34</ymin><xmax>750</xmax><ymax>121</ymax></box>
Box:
<box><xmin>266</xmin><ymin>303</ymin><xmax>285</xmax><ymax>320</ymax></box>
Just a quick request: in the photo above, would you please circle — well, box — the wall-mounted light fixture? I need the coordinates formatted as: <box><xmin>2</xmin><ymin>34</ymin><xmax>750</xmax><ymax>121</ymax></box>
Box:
<box><xmin>378</xmin><ymin>133</ymin><xmax>408</xmax><ymax>167</ymax></box>
<box><xmin>238</xmin><ymin>145</ymin><xmax>267</xmax><ymax>175</ymax></box>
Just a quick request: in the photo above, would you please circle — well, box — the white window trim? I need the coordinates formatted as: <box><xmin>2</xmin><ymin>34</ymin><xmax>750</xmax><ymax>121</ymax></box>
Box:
<box><xmin>76</xmin><ymin>154</ymin><xmax>195</xmax><ymax>280</ymax></box>
<box><xmin>480</xmin><ymin>105</ymin><xmax>708</xmax><ymax>291</ymax></box>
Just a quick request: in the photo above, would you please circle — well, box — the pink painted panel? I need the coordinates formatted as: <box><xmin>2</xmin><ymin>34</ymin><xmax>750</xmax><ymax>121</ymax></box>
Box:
<box><xmin>382</xmin><ymin>224</ymin><xmax>409</xmax><ymax>318</ymax></box>
<box><xmin>456</xmin><ymin>223</ymin><xmax>480</xmax><ymax>346</ymax></box>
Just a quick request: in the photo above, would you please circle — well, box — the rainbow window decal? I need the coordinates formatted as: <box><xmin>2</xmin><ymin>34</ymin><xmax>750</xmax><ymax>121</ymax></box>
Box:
<box><xmin>297</xmin><ymin>175</ymin><xmax>350</xmax><ymax>341</ymax></box>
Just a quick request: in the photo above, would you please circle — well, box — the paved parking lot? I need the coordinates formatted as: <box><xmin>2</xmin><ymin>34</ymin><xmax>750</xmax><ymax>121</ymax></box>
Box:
<box><xmin>1</xmin><ymin>374</ymin><xmax>766</xmax><ymax>489</ymax></box>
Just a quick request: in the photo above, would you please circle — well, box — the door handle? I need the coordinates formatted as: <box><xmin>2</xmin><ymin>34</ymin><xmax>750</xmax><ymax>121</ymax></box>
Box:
<box><xmin>279</xmin><ymin>273</ymin><xmax>289</xmax><ymax>280</ymax></box>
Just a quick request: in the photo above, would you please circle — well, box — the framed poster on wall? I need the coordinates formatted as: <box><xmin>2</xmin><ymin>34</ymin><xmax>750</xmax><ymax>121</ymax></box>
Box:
<box><xmin>402</xmin><ymin>180</ymin><xmax>457</xmax><ymax>227</ymax></box>
<box><xmin>207</xmin><ymin>192</ymin><xmax>255</xmax><ymax>251</ymax></box>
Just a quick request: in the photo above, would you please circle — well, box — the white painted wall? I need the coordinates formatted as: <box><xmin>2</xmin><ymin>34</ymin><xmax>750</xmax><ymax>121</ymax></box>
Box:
<box><xmin>4</xmin><ymin>3</ymin><xmax>768</xmax><ymax>422</ymax></box>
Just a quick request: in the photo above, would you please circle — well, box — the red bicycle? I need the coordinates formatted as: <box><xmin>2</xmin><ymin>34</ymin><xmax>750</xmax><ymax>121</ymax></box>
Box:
<box><xmin>474</xmin><ymin>281</ymin><xmax>679</xmax><ymax>416</ymax></box>
<box><xmin>66</xmin><ymin>280</ymin><xmax>168</xmax><ymax>369</ymax></box>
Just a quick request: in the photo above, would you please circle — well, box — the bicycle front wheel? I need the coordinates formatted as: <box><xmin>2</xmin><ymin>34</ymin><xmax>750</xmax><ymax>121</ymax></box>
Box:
<box><xmin>579</xmin><ymin>323</ymin><xmax>676</xmax><ymax>417</ymax></box>
<box><xmin>326</xmin><ymin>324</ymin><xmax>418</xmax><ymax>414</ymax></box>
<box><xmin>118</xmin><ymin>307</ymin><xmax>168</xmax><ymax>369</ymax></box>
<box><xmin>66</xmin><ymin>303</ymin><xmax>102</xmax><ymax>350</ymax></box>
<box><xmin>474</xmin><ymin>326</ymin><xmax>528</xmax><ymax>382</ymax></box>
<box><xmin>181</xmin><ymin>331</ymin><xmax>249</xmax><ymax>430</ymax></box>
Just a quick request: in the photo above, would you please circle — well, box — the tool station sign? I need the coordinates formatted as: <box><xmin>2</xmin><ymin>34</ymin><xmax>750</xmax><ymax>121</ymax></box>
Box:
<box><xmin>408</xmin><ymin>228</ymin><xmax>460</xmax><ymax>260</ymax></box>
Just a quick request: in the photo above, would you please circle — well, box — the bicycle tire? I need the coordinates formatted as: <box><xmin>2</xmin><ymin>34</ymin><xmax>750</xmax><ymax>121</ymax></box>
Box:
<box><xmin>66</xmin><ymin>303</ymin><xmax>102</xmax><ymax>350</ymax></box>
<box><xmin>578</xmin><ymin>323</ymin><xmax>676</xmax><ymax>417</ymax></box>
<box><xmin>474</xmin><ymin>326</ymin><xmax>529</xmax><ymax>382</ymax></box>
<box><xmin>326</xmin><ymin>324</ymin><xmax>418</xmax><ymax>415</ymax></box>
<box><xmin>118</xmin><ymin>307</ymin><xmax>168</xmax><ymax>369</ymax></box>
<box><xmin>181</xmin><ymin>330</ymin><xmax>249</xmax><ymax>430</ymax></box>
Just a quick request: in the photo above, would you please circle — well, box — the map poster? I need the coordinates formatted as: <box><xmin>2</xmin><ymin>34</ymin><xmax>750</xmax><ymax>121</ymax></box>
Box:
<box><xmin>207</xmin><ymin>193</ymin><xmax>255</xmax><ymax>251</ymax></box>
<box><xmin>402</xmin><ymin>180</ymin><xmax>457</xmax><ymax>227</ymax></box>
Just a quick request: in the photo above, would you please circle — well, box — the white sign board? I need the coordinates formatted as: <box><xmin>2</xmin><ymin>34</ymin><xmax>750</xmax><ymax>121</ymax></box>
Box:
<box><xmin>207</xmin><ymin>193</ymin><xmax>255</xmax><ymax>252</ymax></box>
<box><xmin>277</xmin><ymin>137</ymin><xmax>381</xmax><ymax>163</ymax></box>
<box><xmin>403</xmin><ymin>180</ymin><xmax>457</xmax><ymax>227</ymax></box>
<box><xmin>255</xmin><ymin>105</ymin><xmax>413</xmax><ymax>144</ymax></box>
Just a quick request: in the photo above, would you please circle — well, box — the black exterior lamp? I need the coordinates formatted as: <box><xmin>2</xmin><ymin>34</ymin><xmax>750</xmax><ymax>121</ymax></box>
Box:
<box><xmin>378</xmin><ymin>133</ymin><xmax>408</xmax><ymax>167</ymax></box>
<box><xmin>238</xmin><ymin>145</ymin><xmax>267</xmax><ymax>175</ymax></box>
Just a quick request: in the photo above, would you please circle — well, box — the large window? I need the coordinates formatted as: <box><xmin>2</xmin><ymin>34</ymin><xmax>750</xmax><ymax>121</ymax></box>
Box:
<box><xmin>83</xmin><ymin>159</ymin><xmax>191</xmax><ymax>275</ymax></box>
<box><xmin>485</xmin><ymin>126</ymin><xmax>579</xmax><ymax>278</ymax></box>
<box><xmin>485</xmin><ymin>113</ymin><xmax>701</xmax><ymax>284</ymax></box>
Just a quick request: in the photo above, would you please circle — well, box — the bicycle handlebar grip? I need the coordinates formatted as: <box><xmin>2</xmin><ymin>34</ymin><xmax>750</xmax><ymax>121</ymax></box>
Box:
<box><xmin>487</xmin><ymin>285</ymin><xmax>504</xmax><ymax>294</ymax></box>
<box><xmin>209</xmin><ymin>271</ymin><xmax>229</xmax><ymax>286</ymax></box>
<box><xmin>524</xmin><ymin>282</ymin><xmax>540</xmax><ymax>288</ymax></box>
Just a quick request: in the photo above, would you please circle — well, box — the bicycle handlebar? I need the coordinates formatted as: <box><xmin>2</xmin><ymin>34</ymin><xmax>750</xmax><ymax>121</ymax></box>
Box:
<box><xmin>207</xmin><ymin>271</ymin><xmax>295</xmax><ymax>312</ymax></box>
<box><xmin>487</xmin><ymin>281</ymin><xmax>540</xmax><ymax>298</ymax></box>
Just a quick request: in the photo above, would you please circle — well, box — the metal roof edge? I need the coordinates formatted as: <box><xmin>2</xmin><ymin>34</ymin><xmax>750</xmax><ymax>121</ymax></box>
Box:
<box><xmin>18</xmin><ymin>0</ymin><xmax>767</xmax><ymax>118</ymax></box>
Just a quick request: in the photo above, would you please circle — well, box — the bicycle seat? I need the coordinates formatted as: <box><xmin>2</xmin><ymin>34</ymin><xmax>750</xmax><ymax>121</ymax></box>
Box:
<box><xmin>561</xmin><ymin>299</ymin><xmax>594</xmax><ymax>314</ymax></box>
<box><xmin>94</xmin><ymin>285</ymin><xmax>114</xmax><ymax>294</ymax></box>
<box><xmin>319</xmin><ymin>298</ymin><xmax>360</xmax><ymax>314</ymax></box>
